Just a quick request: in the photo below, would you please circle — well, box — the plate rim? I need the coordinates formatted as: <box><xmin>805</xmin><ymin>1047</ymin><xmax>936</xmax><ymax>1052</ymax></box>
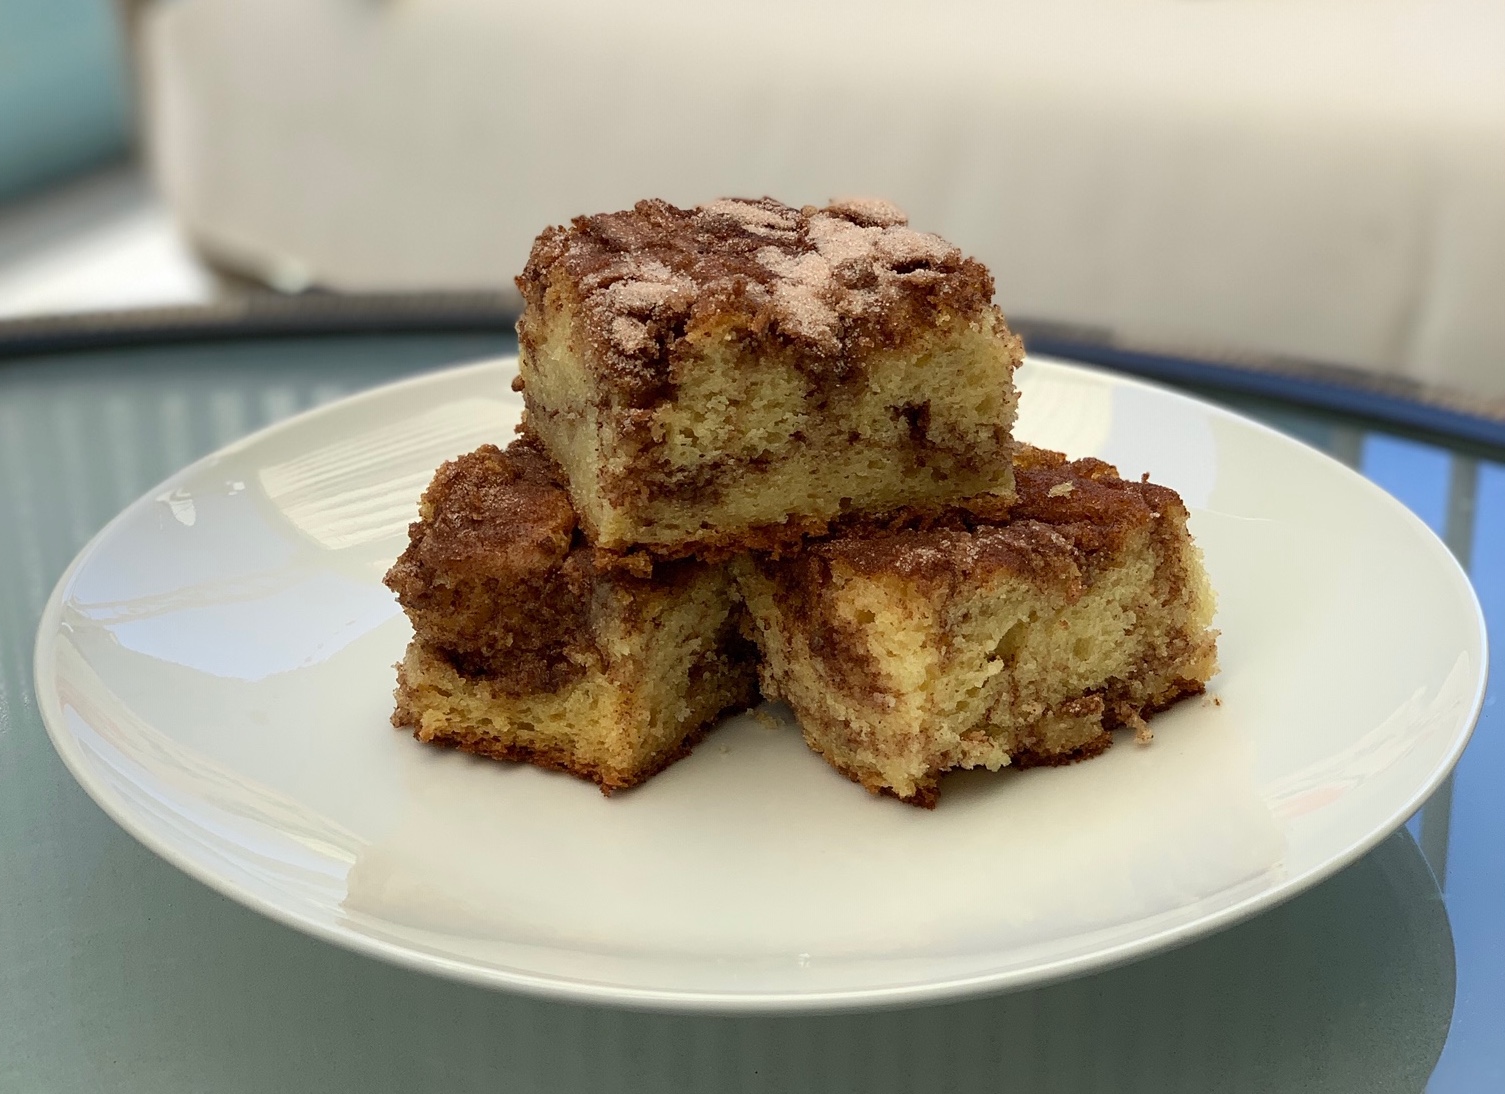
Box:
<box><xmin>32</xmin><ymin>353</ymin><xmax>1490</xmax><ymax>1013</ymax></box>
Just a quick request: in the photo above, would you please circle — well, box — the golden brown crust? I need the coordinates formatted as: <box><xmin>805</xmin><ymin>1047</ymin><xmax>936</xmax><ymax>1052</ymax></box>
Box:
<box><xmin>515</xmin><ymin>197</ymin><xmax>997</xmax><ymax>407</ymax></box>
<box><xmin>389</xmin><ymin>641</ymin><xmax>758</xmax><ymax>794</ymax></box>
<box><xmin>396</xmin><ymin>710</ymin><xmax>722</xmax><ymax>796</ymax></box>
<box><xmin>806</xmin><ymin>727</ymin><xmax>1116</xmax><ymax>810</ymax></box>
<box><xmin>1008</xmin><ymin>729</ymin><xmax>1116</xmax><ymax>772</ymax></box>
<box><xmin>815</xmin><ymin>686</ymin><xmax>1209</xmax><ymax>808</ymax></box>
<box><xmin>823</xmin><ymin>747</ymin><xmax>943</xmax><ymax>810</ymax></box>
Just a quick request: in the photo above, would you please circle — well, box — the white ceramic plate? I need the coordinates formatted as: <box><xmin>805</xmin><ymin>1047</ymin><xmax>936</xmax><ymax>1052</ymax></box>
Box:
<box><xmin>35</xmin><ymin>355</ymin><xmax>1486</xmax><ymax>1012</ymax></box>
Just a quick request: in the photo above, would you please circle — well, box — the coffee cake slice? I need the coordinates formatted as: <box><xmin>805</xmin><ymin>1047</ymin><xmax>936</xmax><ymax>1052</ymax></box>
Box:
<box><xmin>735</xmin><ymin>448</ymin><xmax>1218</xmax><ymax>807</ymax></box>
<box><xmin>515</xmin><ymin>197</ymin><xmax>1021</xmax><ymax>559</ymax></box>
<box><xmin>384</xmin><ymin>440</ymin><xmax>758</xmax><ymax>793</ymax></box>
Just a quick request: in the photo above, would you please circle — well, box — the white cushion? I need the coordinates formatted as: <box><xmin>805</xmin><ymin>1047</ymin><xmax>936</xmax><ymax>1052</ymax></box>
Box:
<box><xmin>144</xmin><ymin>0</ymin><xmax>1505</xmax><ymax>396</ymax></box>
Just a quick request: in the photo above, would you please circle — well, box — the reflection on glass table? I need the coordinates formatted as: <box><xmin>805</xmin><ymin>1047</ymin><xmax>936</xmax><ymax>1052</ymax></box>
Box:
<box><xmin>0</xmin><ymin>329</ymin><xmax>1498</xmax><ymax>1092</ymax></box>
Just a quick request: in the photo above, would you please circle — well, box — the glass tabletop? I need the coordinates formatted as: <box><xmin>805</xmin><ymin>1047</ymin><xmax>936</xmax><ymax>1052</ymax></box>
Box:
<box><xmin>0</xmin><ymin>328</ymin><xmax>1498</xmax><ymax>1093</ymax></box>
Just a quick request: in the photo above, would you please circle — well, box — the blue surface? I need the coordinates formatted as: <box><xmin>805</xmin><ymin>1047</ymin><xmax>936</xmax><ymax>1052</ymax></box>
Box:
<box><xmin>1428</xmin><ymin>460</ymin><xmax>1505</xmax><ymax>1091</ymax></box>
<box><xmin>0</xmin><ymin>0</ymin><xmax>132</xmax><ymax>203</ymax></box>
<box><xmin>1360</xmin><ymin>436</ymin><xmax>1452</xmax><ymax>540</ymax></box>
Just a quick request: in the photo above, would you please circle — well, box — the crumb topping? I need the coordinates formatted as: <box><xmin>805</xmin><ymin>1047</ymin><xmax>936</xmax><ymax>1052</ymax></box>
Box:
<box><xmin>405</xmin><ymin>438</ymin><xmax>577</xmax><ymax>579</ymax></box>
<box><xmin>808</xmin><ymin>447</ymin><xmax>1184</xmax><ymax>585</ymax></box>
<box><xmin>819</xmin><ymin>521</ymin><xmax>1086</xmax><ymax>590</ymax></box>
<box><xmin>1010</xmin><ymin>445</ymin><xmax>1187</xmax><ymax>546</ymax></box>
<box><xmin>384</xmin><ymin>440</ymin><xmax>702</xmax><ymax>692</ymax></box>
<box><xmin>516</xmin><ymin>197</ymin><xmax>997</xmax><ymax>402</ymax></box>
<box><xmin>821</xmin><ymin>196</ymin><xmax>909</xmax><ymax>228</ymax></box>
<box><xmin>383</xmin><ymin>440</ymin><xmax>597</xmax><ymax>692</ymax></box>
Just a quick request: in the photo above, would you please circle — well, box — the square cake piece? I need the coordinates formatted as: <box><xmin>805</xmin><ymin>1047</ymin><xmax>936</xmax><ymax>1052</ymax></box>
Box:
<box><xmin>735</xmin><ymin>448</ymin><xmax>1219</xmax><ymax>806</ymax></box>
<box><xmin>384</xmin><ymin>439</ymin><xmax>758</xmax><ymax>792</ymax></box>
<box><xmin>515</xmin><ymin>197</ymin><xmax>1022</xmax><ymax>559</ymax></box>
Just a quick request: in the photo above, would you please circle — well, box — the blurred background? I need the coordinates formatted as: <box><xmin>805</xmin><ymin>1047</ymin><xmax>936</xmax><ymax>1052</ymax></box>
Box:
<box><xmin>4</xmin><ymin>8</ymin><xmax>1505</xmax><ymax>1092</ymax></box>
<box><xmin>2</xmin><ymin>0</ymin><xmax>1504</xmax><ymax>398</ymax></box>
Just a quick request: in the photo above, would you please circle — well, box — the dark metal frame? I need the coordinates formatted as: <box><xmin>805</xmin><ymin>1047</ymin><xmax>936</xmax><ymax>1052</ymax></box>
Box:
<box><xmin>3</xmin><ymin>297</ymin><xmax>1502</xmax><ymax>454</ymax></box>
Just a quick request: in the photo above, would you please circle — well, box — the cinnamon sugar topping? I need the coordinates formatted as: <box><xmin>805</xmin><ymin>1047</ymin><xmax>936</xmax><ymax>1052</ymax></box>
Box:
<box><xmin>516</xmin><ymin>197</ymin><xmax>995</xmax><ymax>399</ymax></box>
<box><xmin>698</xmin><ymin>197</ymin><xmax>800</xmax><ymax>237</ymax></box>
<box><xmin>817</xmin><ymin>448</ymin><xmax>1179</xmax><ymax>585</ymax></box>
<box><xmin>820</xmin><ymin>197</ymin><xmax>909</xmax><ymax>228</ymax></box>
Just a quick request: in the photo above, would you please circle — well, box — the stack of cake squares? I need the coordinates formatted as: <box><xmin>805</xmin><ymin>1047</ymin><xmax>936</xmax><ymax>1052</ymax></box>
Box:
<box><xmin>386</xmin><ymin>197</ymin><xmax>1218</xmax><ymax>807</ymax></box>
